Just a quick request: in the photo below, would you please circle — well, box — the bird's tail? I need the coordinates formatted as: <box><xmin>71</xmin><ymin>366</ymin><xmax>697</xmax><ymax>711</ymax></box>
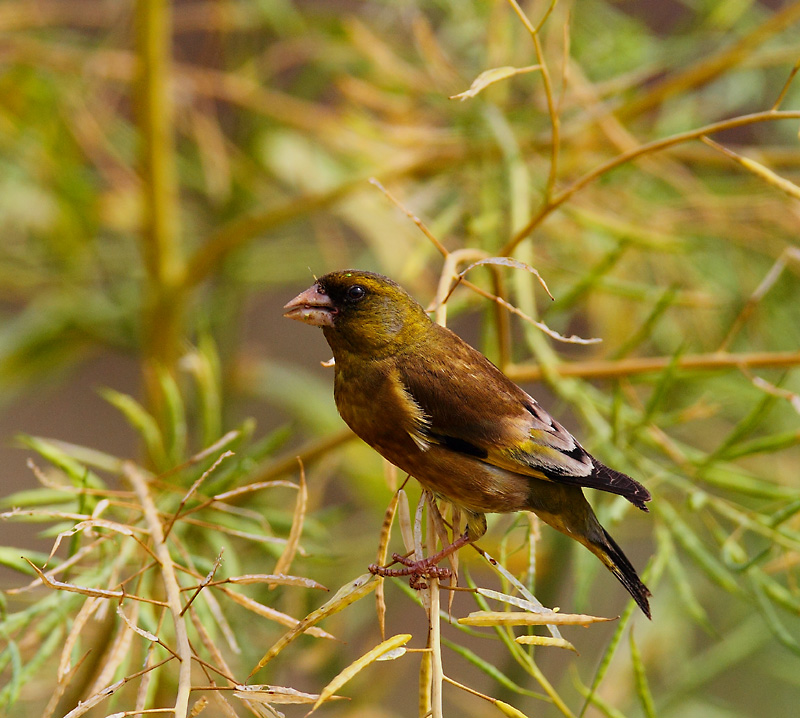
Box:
<box><xmin>586</xmin><ymin>527</ymin><xmax>651</xmax><ymax>619</ymax></box>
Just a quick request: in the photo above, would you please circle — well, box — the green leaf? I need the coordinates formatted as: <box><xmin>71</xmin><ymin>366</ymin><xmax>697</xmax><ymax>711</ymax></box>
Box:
<box><xmin>719</xmin><ymin>430</ymin><xmax>800</xmax><ymax>462</ymax></box>
<box><xmin>657</xmin><ymin>525</ymin><xmax>714</xmax><ymax>634</ymax></box>
<box><xmin>612</xmin><ymin>284</ymin><xmax>679</xmax><ymax>360</ymax></box>
<box><xmin>185</xmin><ymin>333</ymin><xmax>223</xmax><ymax>447</ymax></box>
<box><xmin>0</xmin><ymin>641</ymin><xmax>22</xmax><ymax>712</ymax></box>
<box><xmin>99</xmin><ymin>388</ymin><xmax>167</xmax><ymax>469</ymax></box>
<box><xmin>769</xmin><ymin>498</ymin><xmax>800</xmax><ymax>528</ymax></box>
<box><xmin>750</xmin><ymin>570</ymin><xmax>800</xmax><ymax>657</ymax></box>
<box><xmin>640</xmin><ymin>346</ymin><xmax>684</xmax><ymax>427</ymax></box>
<box><xmin>0</xmin><ymin>548</ymin><xmax>58</xmax><ymax>575</ymax></box>
<box><xmin>695</xmin><ymin>464</ymin><xmax>797</xmax><ymax>500</ymax></box>
<box><xmin>748</xmin><ymin>567</ymin><xmax>800</xmax><ymax>615</ymax></box>
<box><xmin>658</xmin><ymin>501</ymin><xmax>741</xmax><ymax>595</ymax></box>
<box><xmin>629</xmin><ymin>628</ymin><xmax>657</xmax><ymax>718</ymax></box>
<box><xmin>16</xmin><ymin>436</ymin><xmax>104</xmax><ymax>490</ymax></box>
<box><xmin>702</xmin><ymin>391</ymin><xmax>779</xmax><ymax>467</ymax></box>
<box><xmin>441</xmin><ymin>637</ymin><xmax>545</xmax><ymax>699</ymax></box>
<box><xmin>156</xmin><ymin>366</ymin><xmax>187</xmax><ymax>467</ymax></box>
<box><xmin>578</xmin><ymin>596</ymin><xmax>636</xmax><ymax>718</ymax></box>
<box><xmin>1</xmin><ymin>488</ymin><xmax>75</xmax><ymax>508</ymax></box>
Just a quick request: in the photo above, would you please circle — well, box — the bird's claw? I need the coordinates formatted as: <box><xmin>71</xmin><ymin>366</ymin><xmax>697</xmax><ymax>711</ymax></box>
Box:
<box><xmin>368</xmin><ymin>552</ymin><xmax>451</xmax><ymax>590</ymax></box>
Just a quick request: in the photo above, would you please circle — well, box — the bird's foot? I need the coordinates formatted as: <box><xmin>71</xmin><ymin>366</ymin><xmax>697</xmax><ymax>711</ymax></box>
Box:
<box><xmin>368</xmin><ymin>554</ymin><xmax>451</xmax><ymax>590</ymax></box>
<box><xmin>368</xmin><ymin>531</ymin><xmax>471</xmax><ymax>590</ymax></box>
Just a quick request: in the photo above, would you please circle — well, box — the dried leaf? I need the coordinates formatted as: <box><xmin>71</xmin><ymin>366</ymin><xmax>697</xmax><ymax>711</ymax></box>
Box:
<box><xmin>115</xmin><ymin>605</ymin><xmax>160</xmax><ymax>644</ymax></box>
<box><xmin>702</xmin><ymin>136</ymin><xmax>800</xmax><ymax>201</ymax></box>
<box><xmin>514</xmin><ymin>635</ymin><xmax>577</xmax><ymax>652</ymax></box>
<box><xmin>223</xmin><ymin>574</ymin><xmax>327</xmax><ymax>591</ymax></box>
<box><xmin>397</xmin><ymin>489</ymin><xmax>414</xmax><ymax>554</ymax></box>
<box><xmin>459</xmin><ymin>610</ymin><xmax>614</xmax><ymax>626</ymax></box>
<box><xmin>235</xmin><ymin>685</ymin><xmax>342</xmax><ymax>705</ymax></box>
<box><xmin>419</xmin><ymin>648</ymin><xmax>432</xmax><ymax>717</ymax></box>
<box><xmin>457</xmin><ymin>257</ymin><xmax>553</xmax><ymax>300</ymax></box>
<box><xmin>88</xmin><ymin>602</ymin><xmax>139</xmax><ymax>695</ymax></box>
<box><xmin>23</xmin><ymin>559</ymin><xmax>124</xmax><ymax>599</ymax></box>
<box><xmin>190</xmin><ymin>696</ymin><xmax>209</xmax><ymax>716</ymax></box>
<box><xmin>495</xmin><ymin>700</ymin><xmax>531</xmax><ymax>717</ymax></box>
<box><xmin>309</xmin><ymin>634</ymin><xmax>412</xmax><ymax>713</ymax></box>
<box><xmin>477</xmin><ymin>550</ymin><xmax>564</xmax><ymax>640</ymax></box>
<box><xmin>375</xmin><ymin>491</ymin><xmax>400</xmax><ymax>639</ymax></box>
<box><xmin>219</xmin><ymin>588</ymin><xmax>336</xmax><ymax>640</ymax></box>
<box><xmin>271</xmin><ymin>462</ymin><xmax>307</xmax><ymax>586</ymax></box>
<box><xmin>450</xmin><ymin>65</ymin><xmax>542</xmax><ymax>100</ymax></box>
<box><xmin>377</xmin><ymin>492</ymin><xmax>400</xmax><ymax>566</ymax></box>
<box><xmin>250</xmin><ymin>574</ymin><xmax>378</xmax><ymax>677</ymax></box>
<box><xmin>58</xmin><ymin>597</ymin><xmax>102</xmax><ymax>681</ymax></box>
<box><xmin>376</xmin><ymin>647</ymin><xmax>407</xmax><ymax>661</ymax></box>
<box><xmin>477</xmin><ymin>588</ymin><xmax>556</xmax><ymax>615</ymax></box>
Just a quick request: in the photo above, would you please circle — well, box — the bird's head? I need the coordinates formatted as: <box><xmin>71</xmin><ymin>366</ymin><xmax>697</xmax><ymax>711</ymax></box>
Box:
<box><xmin>283</xmin><ymin>270</ymin><xmax>432</xmax><ymax>357</ymax></box>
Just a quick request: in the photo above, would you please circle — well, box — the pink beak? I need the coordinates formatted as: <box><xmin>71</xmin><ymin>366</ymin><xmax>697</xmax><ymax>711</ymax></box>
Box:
<box><xmin>283</xmin><ymin>284</ymin><xmax>337</xmax><ymax>327</ymax></box>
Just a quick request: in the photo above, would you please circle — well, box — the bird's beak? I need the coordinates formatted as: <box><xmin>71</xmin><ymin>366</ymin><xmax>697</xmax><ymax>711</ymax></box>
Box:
<box><xmin>283</xmin><ymin>284</ymin><xmax>337</xmax><ymax>327</ymax></box>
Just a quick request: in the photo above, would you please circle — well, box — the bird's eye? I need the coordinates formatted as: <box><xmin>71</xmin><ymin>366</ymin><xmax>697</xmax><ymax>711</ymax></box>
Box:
<box><xmin>346</xmin><ymin>285</ymin><xmax>366</xmax><ymax>302</ymax></box>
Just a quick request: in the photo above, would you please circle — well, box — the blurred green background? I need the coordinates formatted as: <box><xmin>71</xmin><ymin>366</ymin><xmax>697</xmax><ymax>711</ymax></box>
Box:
<box><xmin>1</xmin><ymin>0</ymin><xmax>800</xmax><ymax>716</ymax></box>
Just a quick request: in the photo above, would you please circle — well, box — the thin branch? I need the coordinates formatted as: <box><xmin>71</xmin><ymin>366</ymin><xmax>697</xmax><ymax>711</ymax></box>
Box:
<box><xmin>503</xmin><ymin>110</ymin><xmax>800</xmax><ymax>254</ymax></box>
<box><xmin>368</xmin><ymin>178</ymin><xmax>449</xmax><ymax>257</ymax></box>
<box><xmin>126</xmin><ymin>462</ymin><xmax>193</xmax><ymax>718</ymax></box>
<box><xmin>135</xmin><ymin>0</ymin><xmax>187</xmax><ymax>435</ymax></box>
<box><xmin>22</xmin><ymin>559</ymin><xmax>168</xmax><ymax>606</ymax></box>
<box><xmin>506</xmin><ymin>349</ymin><xmax>800</xmax><ymax>383</ymax></box>
<box><xmin>180</xmin><ymin>550</ymin><xmax>224</xmax><ymax>616</ymax></box>
<box><xmin>619</xmin><ymin>1</ymin><xmax>800</xmax><ymax>120</ymax></box>
<box><xmin>163</xmin><ymin>450</ymin><xmax>235</xmax><ymax>539</ymax></box>
<box><xmin>60</xmin><ymin>657</ymin><xmax>174</xmax><ymax>718</ymax></box>
<box><xmin>717</xmin><ymin>247</ymin><xmax>800</xmax><ymax>351</ymax></box>
<box><xmin>772</xmin><ymin>57</ymin><xmax>800</xmax><ymax>111</ymax></box>
<box><xmin>507</xmin><ymin>0</ymin><xmax>560</xmax><ymax>201</ymax></box>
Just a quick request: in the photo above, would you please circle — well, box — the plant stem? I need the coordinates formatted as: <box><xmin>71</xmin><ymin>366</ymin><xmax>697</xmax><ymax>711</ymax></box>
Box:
<box><xmin>506</xmin><ymin>349</ymin><xmax>800</xmax><ymax>382</ymax></box>
<box><xmin>135</xmin><ymin>0</ymin><xmax>185</xmax><ymax>428</ymax></box>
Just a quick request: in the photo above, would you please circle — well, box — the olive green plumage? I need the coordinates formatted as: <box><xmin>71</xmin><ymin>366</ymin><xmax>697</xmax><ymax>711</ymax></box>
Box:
<box><xmin>284</xmin><ymin>270</ymin><xmax>652</xmax><ymax>617</ymax></box>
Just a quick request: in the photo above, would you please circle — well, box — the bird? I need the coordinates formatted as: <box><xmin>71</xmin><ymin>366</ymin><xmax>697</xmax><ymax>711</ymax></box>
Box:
<box><xmin>283</xmin><ymin>270</ymin><xmax>652</xmax><ymax>617</ymax></box>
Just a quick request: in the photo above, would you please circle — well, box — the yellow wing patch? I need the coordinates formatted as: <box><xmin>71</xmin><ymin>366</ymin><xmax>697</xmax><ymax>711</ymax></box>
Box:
<box><xmin>388</xmin><ymin>372</ymin><xmax>432</xmax><ymax>451</ymax></box>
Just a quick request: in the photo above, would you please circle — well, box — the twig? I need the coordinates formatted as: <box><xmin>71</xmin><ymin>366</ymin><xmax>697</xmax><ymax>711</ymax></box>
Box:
<box><xmin>270</xmin><ymin>459</ymin><xmax>308</xmax><ymax>586</ymax></box>
<box><xmin>135</xmin><ymin>0</ymin><xmax>185</xmax><ymax>422</ymax></box>
<box><xmin>428</xmin><ymin>550</ymin><xmax>444</xmax><ymax>718</ymax></box>
<box><xmin>507</xmin><ymin>0</ymin><xmax>560</xmax><ymax>202</ymax></box>
<box><xmin>772</xmin><ymin>57</ymin><xmax>800</xmax><ymax>111</ymax></box>
<box><xmin>180</xmin><ymin>550</ymin><xmax>224</xmax><ymax>616</ymax></box>
<box><xmin>368</xmin><ymin>177</ymin><xmax>449</xmax><ymax>257</ymax></box>
<box><xmin>126</xmin><ymin>462</ymin><xmax>193</xmax><ymax>718</ymax></box>
<box><xmin>620</xmin><ymin>1</ymin><xmax>800</xmax><ymax>120</ymax></box>
<box><xmin>506</xmin><ymin>349</ymin><xmax>800</xmax><ymax>382</ymax></box>
<box><xmin>22</xmin><ymin>559</ymin><xmax>168</xmax><ymax>606</ymax></box>
<box><xmin>717</xmin><ymin>247</ymin><xmax>800</xmax><ymax>351</ymax></box>
<box><xmin>163</xmin><ymin>449</ymin><xmax>235</xmax><ymax>539</ymax></box>
<box><xmin>503</xmin><ymin>110</ymin><xmax>800</xmax><ymax>254</ymax></box>
<box><xmin>60</xmin><ymin>658</ymin><xmax>175</xmax><ymax>718</ymax></box>
<box><xmin>250</xmin><ymin>428</ymin><xmax>356</xmax><ymax>485</ymax></box>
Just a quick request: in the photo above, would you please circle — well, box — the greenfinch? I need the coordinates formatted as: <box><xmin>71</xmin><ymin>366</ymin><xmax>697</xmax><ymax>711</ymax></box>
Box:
<box><xmin>284</xmin><ymin>270</ymin><xmax>651</xmax><ymax>617</ymax></box>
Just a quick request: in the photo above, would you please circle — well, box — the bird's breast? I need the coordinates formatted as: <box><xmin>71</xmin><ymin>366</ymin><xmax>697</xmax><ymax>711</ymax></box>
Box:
<box><xmin>332</xmin><ymin>363</ymin><xmax>532</xmax><ymax>516</ymax></box>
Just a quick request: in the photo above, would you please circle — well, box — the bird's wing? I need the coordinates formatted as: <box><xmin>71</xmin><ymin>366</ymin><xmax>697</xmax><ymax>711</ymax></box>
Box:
<box><xmin>398</xmin><ymin>325</ymin><xmax>651</xmax><ymax>511</ymax></box>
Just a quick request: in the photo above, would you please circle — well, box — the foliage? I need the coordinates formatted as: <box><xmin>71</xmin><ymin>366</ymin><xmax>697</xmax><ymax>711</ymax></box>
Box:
<box><xmin>2</xmin><ymin>0</ymin><xmax>800</xmax><ymax>716</ymax></box>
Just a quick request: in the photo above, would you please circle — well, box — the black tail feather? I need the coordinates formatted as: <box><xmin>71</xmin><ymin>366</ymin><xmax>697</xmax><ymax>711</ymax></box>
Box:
<box><xmin>600</xmin><ymin>527</ymin><xmax>652</xmax><ymax>618</ymax></box>
<box><xmin>540</xmin><ymin>458</ymin><xmax>651</xmax><ymax>512</ymax></box>
<box><xmin>589</xmin><ymin>460</ymin><xmax>651</xmax><ymax>512</ymax></box>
